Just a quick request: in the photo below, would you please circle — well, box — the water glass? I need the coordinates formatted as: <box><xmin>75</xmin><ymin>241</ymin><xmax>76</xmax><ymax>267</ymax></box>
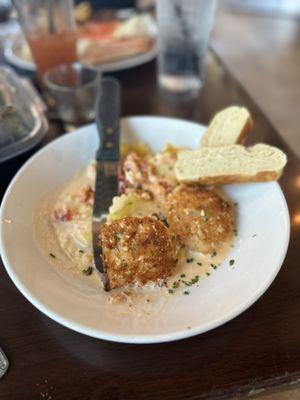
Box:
<box><xmin>44</xmin><ymin>63</ymin><xmax>100</xmax><ymax>126</ymax></box>
<box><xmin>156</xmin><ymin>0</ymin><xmax>216</xmax><ymax>98</ymax></box>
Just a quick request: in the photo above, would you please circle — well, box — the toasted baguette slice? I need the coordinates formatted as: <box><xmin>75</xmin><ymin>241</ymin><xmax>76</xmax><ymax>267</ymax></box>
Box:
<box><xmin>201</xmin><ymin>106</ymin><xmax>253</xmax><ymax>147</ymax></box>
<box><xmin>175</xmin><ymin>144</ymin><xmax>287</xmax><ymax>185</ymax></box>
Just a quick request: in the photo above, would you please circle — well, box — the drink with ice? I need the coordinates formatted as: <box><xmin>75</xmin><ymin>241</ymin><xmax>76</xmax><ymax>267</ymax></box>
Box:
<box><xmin>157</xmin><ymin>0</ymin><xmax>216</xmax><ymax>97</ymax></box>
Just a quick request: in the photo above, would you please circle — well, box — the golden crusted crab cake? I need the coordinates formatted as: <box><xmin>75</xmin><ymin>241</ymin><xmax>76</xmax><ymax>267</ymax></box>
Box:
<box><xmin>166</xmin><ymin>186</ymin><xmax>234</xmax><ymax>254</ymax></box>
<box><xmin>100</xmin><ymin>216</ymin><xmax>179</xmax><ymax>289</ymax></box>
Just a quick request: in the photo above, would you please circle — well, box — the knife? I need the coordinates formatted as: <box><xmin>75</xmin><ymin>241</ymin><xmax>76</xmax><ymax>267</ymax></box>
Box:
<box><xmin>92</xmin><ymin>78</ymin><xmax>120</xmax><ymax>291</ymax></box>
<box><xmin>0</xmin><ymin>345</ymin><xmax>9</xmax><ymax>378</ymax></box>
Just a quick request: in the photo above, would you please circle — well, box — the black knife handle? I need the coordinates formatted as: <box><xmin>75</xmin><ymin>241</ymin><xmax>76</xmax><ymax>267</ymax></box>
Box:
<box><xmin>95</xmin><ymin>78</ymin><xmax>121</xmax><ymax>162</ymax></box>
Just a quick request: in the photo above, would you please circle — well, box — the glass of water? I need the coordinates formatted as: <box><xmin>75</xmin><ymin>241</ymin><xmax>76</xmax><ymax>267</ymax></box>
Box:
<box><xmin>44</xmin><ymin>63</ymin><xmax>100</xmax><ymax>126</ymax></box>
<box><xmin>156</xmin><ymin>0</ymin><xmax>216</xmax><ymax>98</ymax></box>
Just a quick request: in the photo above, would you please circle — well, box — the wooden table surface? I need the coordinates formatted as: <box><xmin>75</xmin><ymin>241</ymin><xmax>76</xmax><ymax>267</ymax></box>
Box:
<box><xmin>0</xmin><ymin>52</ymin><xmax>300</xmax><ymax>400</ymax></box>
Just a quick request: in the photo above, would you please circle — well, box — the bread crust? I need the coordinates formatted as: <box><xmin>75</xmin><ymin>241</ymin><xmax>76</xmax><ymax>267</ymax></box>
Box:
<box><xmin>178</xmin><ymin>169</ymin><xmax>283</xmax><ymax>186</ymax></box>
<box><xmin>236</xmin><ymin>114</ymin><xmax>253</xmax><ymax>144</ymax></box>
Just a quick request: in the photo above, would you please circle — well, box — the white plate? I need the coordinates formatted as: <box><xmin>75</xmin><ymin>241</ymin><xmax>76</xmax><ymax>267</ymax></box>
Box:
<box><xmin>0</xmin><ymin>117</ymin><xmax>290</xmax><ymax>344</ymax></box>
<box><xmin>4</xmin><ymin>34</ymin><xmax>157</xmax><ymax>73</ymax></box>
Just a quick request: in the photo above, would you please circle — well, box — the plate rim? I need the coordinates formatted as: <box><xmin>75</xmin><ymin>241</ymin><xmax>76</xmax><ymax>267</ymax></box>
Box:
<box><xmin>4</xmin><ymin>35</ymin><xmax>157</xmax><ymax>73</ymax></box>
<box><xmin>0</xmin><ymin>116</ymin><xmax>290</xmax><ymax>343</ymax></box>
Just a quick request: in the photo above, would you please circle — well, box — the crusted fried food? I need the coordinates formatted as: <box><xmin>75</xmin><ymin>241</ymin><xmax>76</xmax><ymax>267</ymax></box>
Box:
<box><xmin>166</xmin><ymin>186</ymin><xmax>234</xmax><ymax>254</ymax></box>
<box><xmin>100</xmin><ymin>216</ymin><xmax>179</xmax><ymax>289</ymax></box>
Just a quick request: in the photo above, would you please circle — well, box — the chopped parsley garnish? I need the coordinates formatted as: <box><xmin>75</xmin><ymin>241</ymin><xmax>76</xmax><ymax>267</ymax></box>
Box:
<box><xmin>79</xmin><ymin>249</ymin><xmax>84</xmax><ymax>254</ymax></box>
<box><xmin>172</xmin><ymin>281</ymin><xmax>180</xmax><ymax>289</ymax></box>
<box><xmin>234</xmin><ymin>228</ymin><xmax>238</xmax><ymax>236</ymax></box>
<box><xmin>252</xmin><ymin>234</ymin><xmax>257</xmax><ymax>238</ymax></box>
<box><xmin>197</xmin><ymin>262</ymin><xmax>202</xmax><ymax>266</ymax></box>
<box><xmin>180</xmin><ymin>274</ymin><xmax>186</xmax><ymax>278</ymax></box>
<box><xmin>186</xmin><ymin>258</ymin><xmax>194</xmax><ymax>263</ymax></box>
<box><xmin>210</xmin><ymin>263</ymin><xmax>218</xmax><ymax>270</ymax></box>
<box><xmin>182</xmin><ymin>275</ymin><xmax>199</xmax><ymax>287</ymax></box>
<box><xmin>206</xmin><ymin>272</ymin><xmax>210</xmax><ymax>276</ymax></box>
<box><xmin>152</xmin><ymin>213</ymin><xmax>170</xmax><ymax>228</ymax></box>
<box><xmin>211</xmin><ymin>251</ymin><xmax>217</xmax><ymax>257</ymax></box>
<box><xmin>49</xmin><ymin>253</ymin><xmax>56</xmax><ymax>258</ymax></box>
<box><xmin>82</xmin><ymin>266</ymin><xmax>93</xmax><ymax>276</ymax></box>
<box><xmin>229</xmin><ymin>259</ymin><xmax>235</xmax><ymax>266</ymax></box>
<box><xmin>168</xmin><ymin>289</ymin><xmax>174</xmax><ymax>294</ymax></box>
<box><xmin>161</xmin><ymin>217</ymin><xmax>170</xmax><ymax>228</ymax></box>
<box><xmin>183</xmin><ymin>291</ymin><xmax>190</xmax><ymax>295</ymax></box>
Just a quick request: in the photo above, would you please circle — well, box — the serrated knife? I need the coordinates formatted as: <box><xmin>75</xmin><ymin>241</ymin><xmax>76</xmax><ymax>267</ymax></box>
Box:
<box><xmin>92</xmin><ymin>78</ymin><xmax>120</xmax><ymax>291</ymax></box>
<box><xmin>0</xmin><ymin>345</ymin><xmax>9</xmax><ymax>378</ymax></box>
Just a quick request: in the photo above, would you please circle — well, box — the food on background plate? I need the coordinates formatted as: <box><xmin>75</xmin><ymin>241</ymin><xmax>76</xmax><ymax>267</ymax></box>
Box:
<box><xmin>78</xmin><ymin>36</ymin><xmax>154</xmax><ymax>65</ymax></box>
<box><xmin>74</xmin><ymin>1</ymin><xmax>92</xmax><ymax>24</ymax></box>
<box><xmin>11</xmin><ymin>13</ymin><xmax>157</xmax><ymax>68</ymax></box>
<box><xmin>77</xmin><ymin>13</ymin><xmax>157</xmax><ymax>65</ymax></box>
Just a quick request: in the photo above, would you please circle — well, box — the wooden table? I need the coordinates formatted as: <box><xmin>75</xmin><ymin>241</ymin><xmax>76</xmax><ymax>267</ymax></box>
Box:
<box><xmin>0</xmin><ymin>51</ymin><xmax>299</xmax><ymax>400</ymax></box>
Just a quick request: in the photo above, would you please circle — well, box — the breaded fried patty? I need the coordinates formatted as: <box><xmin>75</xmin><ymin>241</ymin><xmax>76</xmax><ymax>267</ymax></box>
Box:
<box><xmin>166</xmin><ymin>186</ymin><xmax>234</xmax><ymax>254</ymax></box>
<box><xmin>100</xmin><ymin>216</ymin><xmax>178</xmax><ymax>289</ymax></box>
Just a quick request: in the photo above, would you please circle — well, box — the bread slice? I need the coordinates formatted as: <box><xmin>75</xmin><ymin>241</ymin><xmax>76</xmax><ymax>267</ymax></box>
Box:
<box><xmin>175</xmin><ymin>144</ymin><xmax>287</xmax><ymax>185</ymax></box>
<box><xmin>201</xmin><ymin>106</ymin><xmax>253</xmax><ymax>147</ymax></box>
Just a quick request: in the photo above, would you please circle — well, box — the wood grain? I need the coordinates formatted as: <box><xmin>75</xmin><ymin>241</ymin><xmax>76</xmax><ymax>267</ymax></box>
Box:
<box><xmin>0</xmin><ymin>51</ymin><xmax>299</xmax><ymax>400</ymax></box>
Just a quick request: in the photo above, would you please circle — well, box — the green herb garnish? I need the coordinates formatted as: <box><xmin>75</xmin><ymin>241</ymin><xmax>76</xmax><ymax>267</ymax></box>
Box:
<box><xmin>168</xmin><ymin>289</ymin><xmax>174</xmax><ymax>294</ymax></box>
<box><xmin>211</xmin><ymin>251</ymin><xmax>217</xmax><ymax>257</ymax></box>
<box><xmin>180</xmin><ymin>274</ymin><xmax>186</xmax><ymax>278</ymax></box>
<box><xmin>197</xmin><ymin>262</ymin><xmax>202</xmax><ymax>266</ymax></box>
<box><xmin>182</xmin><ymin>275</ymin><xmax>199</xmax><ymax>287</ymax></box>
<box><xmin>211</xmin><ymin>263</ymin><xmax>218</xmax><ymax>270</ymax></box>
<box><xmin>206</xmin><ymin>272</ymin><xmax>210</xmax><ymax>276</ymax></box>
<box><xmin>79</xmin><ymin>249</ymin><xmax>84</xmax><ymax>254</ymax></box>
<box><xmin>186</xmin><ymin>258</ymin><xmax>194</xmax><ymax>263</ymax></box>
<box><xmin>161</xmin><ymin>217</ymin><xmax>170</xmax><ymax>228</ymax></box>
<box><xmin>252</xmin><ymin>234</ymin><xmax>257</xmax><ymax>238</ymax></box>
<box><xmin>234</xmin><ymin>228</ymin><xmax>238</xmax><ymax>236</ymax></box>
<box><xmin>49</xmin><ymin>253</ymin><xmax>56</xmax><ymax>258</ymax></box>
<box><xmin>229</xmin><ymin>259</ymin><xmax>235</xmax><ymax>266</ymax></box>
<box><xmin>152</xmin><ymin>213</ymin><xmax>170</xmax><ymax>228</ymax></box>
<box><xmin>183</xmin><ymin>291</ymin><xmax>190</xmax><ymax>295</ymax></box>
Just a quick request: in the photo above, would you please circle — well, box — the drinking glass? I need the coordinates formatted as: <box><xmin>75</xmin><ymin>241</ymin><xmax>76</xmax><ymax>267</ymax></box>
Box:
<box><xmin>156</xmin><ymin>0</ymin><xmax>216</xmax><ymax>98</ymax></box>
<box><xmin>13</xmin><ymin>0</ymin><xmax>78</xmax><ymax>80</ymax></box>
<box><xmin>44</xmin><ymin>63</ymin><xmax>100</xmax><ymax>126</ymax></box>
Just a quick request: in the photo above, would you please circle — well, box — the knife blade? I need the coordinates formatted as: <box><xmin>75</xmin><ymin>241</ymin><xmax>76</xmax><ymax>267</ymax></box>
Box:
<box><xmin>92</xmin><ymin>78</ymin><xmax>120</xmax><ymax>291</ymax></box>
<box><xmin>0</xmin><ymin>345</ymin><xmax>9</xmax><ymax>378</ymax></box>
